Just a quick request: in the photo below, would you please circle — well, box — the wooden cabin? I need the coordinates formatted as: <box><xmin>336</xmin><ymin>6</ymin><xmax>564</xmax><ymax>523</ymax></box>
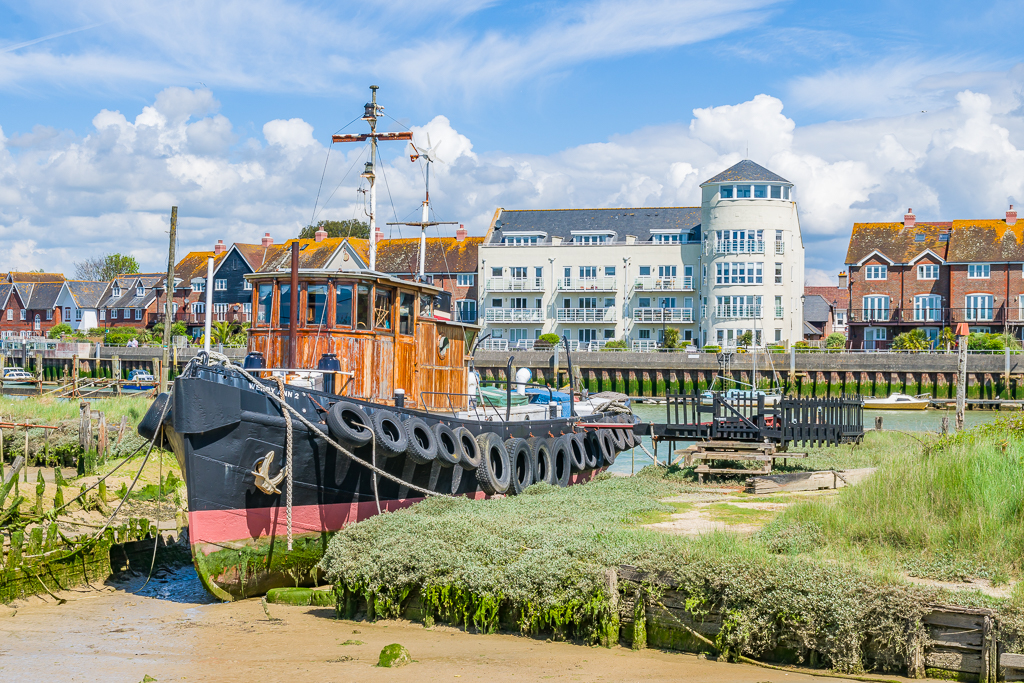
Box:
<box><xmin>245</xmin><ymin>237</ymin><xmax>474</xmax><ymax>411</ymax></box>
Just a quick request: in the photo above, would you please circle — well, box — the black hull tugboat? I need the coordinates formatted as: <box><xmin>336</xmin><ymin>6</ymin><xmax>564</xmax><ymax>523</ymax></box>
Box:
<box><xmin>138</xmin><ymin>88</ymin><xmax>638</xmax><ymax>600</ymax></box>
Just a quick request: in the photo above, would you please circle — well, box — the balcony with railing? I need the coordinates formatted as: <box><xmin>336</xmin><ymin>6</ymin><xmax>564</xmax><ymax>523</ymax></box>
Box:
<box><xmin>847</xmin><ymin>306</ymin><xmax>1024</xmax><ymax>325</ymax></box>
<box><xmin>631</xmin><ymin>275</ymin><xmax>693</xmax><ymax>292</ymax></box>
<box><xmin>558</xmin><ymin>277</ymin><xmax>618</xmax><ymax>291</ymax></box>
<box><xmin>714</xmin><ymin>305</ymin><xmax>762</xmax><ymax>319</ymax></box>
<box><xmin>556</xmin><ymin>307</ymin><xmax>616</xmax><ymax>322</ymax></box>
<box><xmin>631</xmin><ymin>307</ymin><xmax>693</xmax><ymax>323</ymax></box>
<box><xmin>484</xmin><ymin>308</ymin><xmax>545</xmax><ymax>323</ymax></box>
<box><xmin>485</xmin><ymin>276</ymin><xmax>545</xmax><ymax>292</ymax></box>
<box><xmin>714</xmin><ymin>239</ymin><xmax>764</xmax><ymax>254</ymax></box>
<box><xmin>775</xmin><ymin>306</ymin><xmax>784</xmax><ymax>319</ymax></box>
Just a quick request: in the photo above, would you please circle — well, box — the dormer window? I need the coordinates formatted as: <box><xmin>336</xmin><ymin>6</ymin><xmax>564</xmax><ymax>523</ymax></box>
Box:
<box><xmin>570</xmin><ymin>231</ymin><xmax>615</xmax><ymax>244</ymax></box>
<box><xmin>136</xmin><ymin>286</ymin><xmax>144</xmax><ymax>297</ymax></box>
<box><xmin>193</xmin><ymin>280</ymin><xmax>205</xmax><ymax>293</ymax></box>
<box><xmin>111</xmin><ymin>286</ymin><xmax>121</xmax><ymax>297</ymax></box>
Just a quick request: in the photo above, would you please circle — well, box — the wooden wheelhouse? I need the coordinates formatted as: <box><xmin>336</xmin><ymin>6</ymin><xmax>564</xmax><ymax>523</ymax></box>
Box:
<box><xmin>245</xmin><ymin>238</ymin><xmax>474</xmax><ymax>411</ymax></box>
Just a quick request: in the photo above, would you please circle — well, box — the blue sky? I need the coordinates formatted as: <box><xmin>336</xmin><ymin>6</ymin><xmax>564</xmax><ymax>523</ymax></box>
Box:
<box><xmin>1</xmin><ymin>0</ymin><xmax>1023</xmax><ymax>282</ymax></box>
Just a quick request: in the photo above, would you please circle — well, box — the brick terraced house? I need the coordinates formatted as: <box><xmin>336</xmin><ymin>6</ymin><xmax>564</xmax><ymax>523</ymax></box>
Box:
<box><xmin>845</xmin><ymin>206</ymin><xmax>1022</xmax><ymax>349</ymax></box>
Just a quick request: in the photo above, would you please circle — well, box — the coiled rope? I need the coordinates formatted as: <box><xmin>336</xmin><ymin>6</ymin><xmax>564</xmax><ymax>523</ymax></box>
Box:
<box><xmin>202</xmin><ymin>352</ymin><xmax>442</xmax><ymax>500</ymax></box>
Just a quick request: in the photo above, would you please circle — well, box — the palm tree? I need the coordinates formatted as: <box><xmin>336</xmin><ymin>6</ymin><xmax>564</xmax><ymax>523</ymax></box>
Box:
<box><xmin>210</xmin><ymin>321</ymin><xmax>235</xmax><ymax>345</ymax></box>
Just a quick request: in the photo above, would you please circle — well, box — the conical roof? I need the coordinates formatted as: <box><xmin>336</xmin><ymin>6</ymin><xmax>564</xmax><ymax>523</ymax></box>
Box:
<box><xmin>701</xmin><ymin>160</ymin><xmax>790</xmax><ymax>185</ymax></box>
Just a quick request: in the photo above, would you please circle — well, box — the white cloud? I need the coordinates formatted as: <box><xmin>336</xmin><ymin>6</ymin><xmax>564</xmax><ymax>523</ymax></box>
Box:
<box><xmin>2</xmin><ymin>83</ymin><xmax>1024</xmax><ymax>281</ymax></box>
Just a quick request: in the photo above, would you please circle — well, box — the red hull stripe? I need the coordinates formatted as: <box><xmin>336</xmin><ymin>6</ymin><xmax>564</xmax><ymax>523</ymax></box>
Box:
<box><xmin>189</xmin><ymin>470</ymin><xmax>598</xmax><ymax>546</ymax></box>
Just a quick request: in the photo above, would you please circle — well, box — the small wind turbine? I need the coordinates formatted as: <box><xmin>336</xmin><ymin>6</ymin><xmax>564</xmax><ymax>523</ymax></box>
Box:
<box><xmin>389</xmin><ymin>133</ymin><xmax>455</xmax><ymax>281</ymax></box>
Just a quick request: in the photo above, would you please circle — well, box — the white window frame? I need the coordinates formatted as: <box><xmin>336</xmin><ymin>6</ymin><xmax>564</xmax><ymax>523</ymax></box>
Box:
<box><xmin>19</xmin><ymin>309</ymin><xmax>26</xmax><ymax>321</ymax></box>
<box><xmin>243</xmin><ymin>280</ymin><xmax>253</xmax><ymax>291</ymax></box>
<box><xmin>917</xmin><ymin>264</ymin><xmax>939</xmax><ymax>280</ymax></box>
<box><xmin>100</xmin><ymin>309</ymin><xmax>105</xmax><ymax>321</ymax></box>
<box><xmin>136</xmin><ymin>286</ymin><xmax>144</xmax><ymax>297</ymax></box>
<box><xmin>865</xmin><ymin>265</ymin><xmax>887</xmax><ymax>280</ymax></box>
<box><xmin>110</xmin><ymin>309</ymin><xmax>117</xmax><ymax>320</ymax></box>
<box><xmin>76</xmin><ymin>309</ymin><xmax>83</xmax><ymax>321</ymax></box>
<box><xmin>134</xmin><ymin>308</ymin><xmax>142</xmax><ymax>321</ymax></box>
<box><xmin>863</xmin><ymin>295</ymin><xmax>890</xmax><ymax>321</ymax></box>
<box><xmin>214</xmin><ymin>279</ymin><xmax>227</xmax><ymax>291</ymax></box>
<box><xmin>965</xmin><ymin>293</ymin><xmax>994</xmax><ymax>321</ymax></box>
<box><xmin>122</xmin><ymin>308</ymin><xmax>130</xmax><ymax>319</ymax></box>
<box><xmin>913</xmin><ymin>294</ymin><xmax>942</xmax><ymax>322</ymax></box>
<box><xmin>968</xmin><ymin>264</ymin><xmax>990</xmax><ymax>279</ymax></box>
<box><xmin>456</xmin><ymin>274</ymin><xmax>475</xmax><ymax>287</ymax></box>
<box><xmin>455</xmin><ymin>299</ymin><xmax>477</xmax><ymax>323</ymax></box>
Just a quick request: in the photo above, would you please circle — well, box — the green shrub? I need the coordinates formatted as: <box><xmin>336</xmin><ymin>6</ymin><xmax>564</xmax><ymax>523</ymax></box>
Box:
<box><xmin>702</xmin><ymin>344</ymin><xmax>721</xmax><ymax>353</ymax></box>
<box><xmin>601</xmin><ymin>338</ymin><xmax>627</xmax><ymax>350</ymax></box>
<box><xmin>662</xmin><ymin>328</ymin><xmax>680</xmax><ymax>349</ymax></box>
<box><xmin>891</xmin><ymin>329</ymin><xmax>929</xmax><ymax>351</ymax></box>
<box><xmin>825</xmin><ymin>332</ymin><xmax>846</xmax><ymax>349</ymax></box>
<box><xmin>105</xmin><ymin>327</ymin><xmax>143</xmax><ymax>346</ymax></box>
<box><xmin>538</xmin><ymin>333</ymin><xmax>561</xmax><ymax>344</ymax></box>
<box><xmin>967</xmin><ymin>332</ymin><xmax>1021</xmax><ymax>351</ymax></box>
<box><xmin>736</xmin><ymin>331</ymin><xmax>753</xmax><ymax>347</ymax></box>
<box><xmin>48</xmin><ymin>323</ymin><xmax>73</xmax><ymax>339</ymax></box>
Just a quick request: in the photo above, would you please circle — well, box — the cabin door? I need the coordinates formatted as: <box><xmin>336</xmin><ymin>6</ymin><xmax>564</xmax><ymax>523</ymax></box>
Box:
<box><xmin>395</xmin><ymin>292</ymin><xmax>418</xmax><ymax>405</ymax></box>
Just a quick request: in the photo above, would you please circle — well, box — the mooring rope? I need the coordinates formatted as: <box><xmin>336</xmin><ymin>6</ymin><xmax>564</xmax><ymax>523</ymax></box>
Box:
<box><xmin>273</xmin><ymin>376</ymin><xmax>294</xmax><ymax>551</ymax></box>
<box><xmin>203</xmin><ymin>352</ymin><xmax>441</xmax><ymax>498</ymax></box>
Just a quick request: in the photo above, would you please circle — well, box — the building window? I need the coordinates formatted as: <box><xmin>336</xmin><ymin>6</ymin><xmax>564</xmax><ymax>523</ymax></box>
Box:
<box><xmin>715</xmin><ymin>262</ymin><xmax>762</xmax><ymax>284</ymax></box>
<box><xmin>774</xmin><ymin>295</ymin><xmax>783</xmax><ymax>318</ymax></box>
<box><xmin>214</xmin><ymin>303</ymin><xmax>229</xmax><ymax>321</ymax></box>
<box><xmin>603</xmin><ymin>329</ymin><xmax>615</xmax><ymax>339</ymax></box>
<box><xmin>64</xmin><ymin>307</ymin><xmax>71</xmax><ymax>321</ymax></box>
<box><xmin>770</xmin><ymin>185</ymin><xmax>781</xmax><ymax>199</ymax></box>
<box><xmin>456</xmin><ymin>274</ymin><xmax>475</xmax><ymax>287</ymax></box>
<box><xmin>575</xmin><ymin>234</ymin><xmax>608</xmax><ymax>244</ymax></box>
<box><xmin>914</xmin><ymin>294</ymin><xmax>942</xmax><ymax>321</ymax></box>
<box><xmin>491</xmin><ymin>298</ymin><xmax>502</xmax><ymax>308</ymax></box>
<box><xmin>863</xmin><ymin>296</ymin><xmax>890</xmax><ymax>321</ymax></box>
<box><xmin>122</xmin><ymin>308</ymin><xmax>129</xmax><ymax>319</ymax></box>
<box><xmin>753</xmin><ymin>185</ymin><xmax>767</xmax><ymax>198</ymax></box>
<box><xmin>639</xmin><ymin>266</ymin><xmax>651</xmax><ymax>276</ymax></box>
<box><xmin>134</xmin><ymin>309</ymin><xmax>142</xmax><ymax>320</ymax></box>
<box><xmin>720</xmin><ymin>185</ymin><xmax>733</xmax><ymax>199</ymax></box>
<box><xmin>215</xmin><ymin>279</ymin><xmax>227</xmax><ymax>291</ymax></box>
<box><xmin>638</xmin><ymin>329</ymin><xmax>651</xmax><ymax>339</ymax></box>
<box><xmin>193</xmin><ymin>281</ymin><xmax>205</xmax><ymax>293</ymax></box>
<box><xmin>865</xmin><ymin>265</ymin><xmax>887</xmax><ymax>280</ymax></box>
<box><xmin>783</xmin><ymin>186</ymin><xmax>790</xmax><ymax>199</ymax></box>
<box><xmin>5</xmin><ymin>310</ymin><xmax>10</xmax><ymax>321</ymax></box>
<box><xmin>136</xmin><ymin>286</ymin><xmax>144</xmax><ymax>296</ymax></box>
<box><xmin>76</xmin><ymin>309</ymin><xmax>83</xmax><ymax>321</ymax></box>
<box><xmin>775</xmin><ymin>328</ymin><xmax>782</xmax><ymax>342</ymax></box>
<box><xmin>604</xmin><ymin>266</ymin><xmax>616</xmax><ymax>277</ymax></box>
<box><xmin>775</xmin><ymin>262</ymin><xmax>783</xmax><ymax>284</ymax></box>
<box><xmin>579</xmin><ymin>266</ymin><xmax>597</xmax><ymax>279</ymax></box>
<box><xmin>503</xmin><ymin>235</ymin><xmax>539</xmax><ymax>245</ymax></box>
<box><xmin>193</xmin><ymin>302</ymin><xmax>205</xmax><ymax>315</ymax></box>
<box><xmin>110</xmin><ymin>309</ymin><xmax>117</xmax><ymax>319</ymax></box>
<box><xmin>244</xmin><ymin>280</ymin><xmax>253</xmax><ymax>291</ymax></box>
<box><xmin>456</xmin><ymin>300</ymin><xmax>477</xmax><ymax>323</ymax></box>
<box><xmin>918</xmin><ymin>264</ymin><xmax>939</xmax><ymax>280</ymax></box>
<box><xmin>736</xmin><ymin>185</ymin><xmax>751</xmax><ymax>198</ymax></box>
<box><xmin>968</xmin><ymin>264</ymin><xmax>990</xmax><ymax>279</ymax></box>
<box><xmin>100</xmin><ymin>310</ymin><xmax>105</xmax><ymax>321</ymax></box>
<box><xmin>46</xmin><ymin>310</ymin><xmax>52</xmax><ymax>321</ymax></box>
<box><xmin>965</xmin><ymin>294</ymin><xmax>993</xmax><ymax>321</ymax></box>
<box><xmin>19</xmin><ymin>309</ymin><xmax>26</xmax><ymax>321</ymax></box>
<box><xmin>111</xmin><ymin>286</ymin><xmax>121</xmax><ymax>297</ymax></box>
<box><xmin>491</xmin><ymin>267</ymin><xmax>502</xmax><ymax>277</ymax></box>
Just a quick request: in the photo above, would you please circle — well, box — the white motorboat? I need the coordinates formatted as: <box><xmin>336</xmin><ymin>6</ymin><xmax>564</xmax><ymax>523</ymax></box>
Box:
<box><xmin>863</xmin><ymin>393</ymin><xmax>930</xmax><ymax>410</ymax></box>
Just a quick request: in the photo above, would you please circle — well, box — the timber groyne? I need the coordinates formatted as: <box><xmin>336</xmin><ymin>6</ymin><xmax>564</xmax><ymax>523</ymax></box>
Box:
<box><xmin>474</xmin><ymin>350</ymin><xmax>1024</xmax><ymax>400</ymax></box>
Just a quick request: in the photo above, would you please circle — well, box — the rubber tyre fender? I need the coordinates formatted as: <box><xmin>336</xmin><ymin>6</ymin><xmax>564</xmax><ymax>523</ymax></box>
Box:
<box><xmin>582</xmin><ymin>430</ymin><xmax>602</xmax><ymax>469</ymax></box>
<box><xmin>474</xmin><ymin>432</ymin><xmax>511</xmax><ymax>495</ymax></box>
<box><xmin>138</xmin><ymin>393</ymin><xmax>171</xmax><ymax>441</ymax></box>
<box><xmin>325</xmin><ymin>401</ymin><xmax>373</xmax><ymax>448</ymax></box>
<box><xmin>504</xmin><ymin>438</ymin><xmax>534</xmax><ymax>495</ymax></box>
<box><xmin>549</xmin><ymin>436</ymin><xmax>572</xmax><ymax>487</ymax></box>
<box><xmin>432</xmin><ymin>423</ymin><xmax>461</xmax><ymax>468</ymax></box>
<box><xmin>455</xmin><ymin>427</ymin><xmax>482</xmax><ymax>470</ymax></box>
<box><xmin>403</xmin><ymin>416</ymin><xmax>438</xmax><ymax>465</ymax></box>
<box><xmin>371</xmin><ymin>410</ymin><xmax>408</xmax><ymax>458</ymax></box>
<box><xmin>610</xmin><ymin>425</ymin><xmax>628</xmax><ymax>451</ymax></box>
<box><xmin>600</xmin><ymin>428</ymin><xmax>618</xmax><ymax>465</ymax></box>
<box><xmin>623</xmin><ymin>423</ymin><xmax>637</xmax><ymax>449</ymax></box>
<box><xmin>530</xmin><ymin>438</ymin><xmax>556</xmax><ymax>486</ymax></box>
<box><xmin>568</xmin><ymin>432</ymin><xmax>588</xmax><ymax>472</ymax></box>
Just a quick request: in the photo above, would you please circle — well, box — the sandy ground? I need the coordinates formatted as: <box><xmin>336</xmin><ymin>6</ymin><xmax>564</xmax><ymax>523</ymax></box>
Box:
<box><xmin>0</xmin><ymin>568</ymin><xmax>900</xmax><ymax>683</ymax></box>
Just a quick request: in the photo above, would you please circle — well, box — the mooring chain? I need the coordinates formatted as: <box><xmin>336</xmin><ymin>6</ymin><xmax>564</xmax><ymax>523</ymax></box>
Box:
<box><xmin>273</xmin><ymin>375</ymin><xmax>294</xmax><ymax>551</ymax></box>
<box><xmin>203</xmin><ymin>352</ymin><xmax>441</xmax><ymax>499</ymax></box>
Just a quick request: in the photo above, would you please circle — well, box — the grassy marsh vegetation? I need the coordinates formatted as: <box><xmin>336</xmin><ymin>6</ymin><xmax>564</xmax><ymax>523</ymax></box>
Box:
<box><xmin>320</xmin><ymin>422</ymin><xmax>1024</xmax><ymax>672</ymax></box>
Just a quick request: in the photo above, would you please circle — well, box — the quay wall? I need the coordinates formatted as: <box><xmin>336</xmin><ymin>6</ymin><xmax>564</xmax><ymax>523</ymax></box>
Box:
<box><xmin>473</xmin><ymin>350</ymin><xmax>1024</xmax><ymax>400</ymax></box>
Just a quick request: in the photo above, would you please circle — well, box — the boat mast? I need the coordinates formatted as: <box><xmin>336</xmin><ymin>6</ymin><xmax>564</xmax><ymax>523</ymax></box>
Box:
<box><xmin>332</xmin><ymin>86</ymin><xmax>413</xmax><ymax>272</ymax></box>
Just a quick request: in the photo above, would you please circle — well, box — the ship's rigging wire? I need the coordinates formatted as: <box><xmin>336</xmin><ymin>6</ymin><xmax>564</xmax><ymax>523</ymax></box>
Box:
<box><xmin>307</xmin><ymin>114</ymin><xmax>364</xmax><ymax>229</ymax></box>
<box><xmin>311</xmin><ymin>143</ymin><xmax>370</xmax><ymax>226</ymax></box>
<box><xmin>375</xmin><ymin>157</ymin><xmax>403</xmax><ymax>240</ymax></box>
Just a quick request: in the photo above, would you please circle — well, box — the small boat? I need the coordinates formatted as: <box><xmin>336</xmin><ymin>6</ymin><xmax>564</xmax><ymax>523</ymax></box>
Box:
<box><xmin>863</xmin><ymin>393</ymin><xmax>930</xmax><ymax>410</ymax></box>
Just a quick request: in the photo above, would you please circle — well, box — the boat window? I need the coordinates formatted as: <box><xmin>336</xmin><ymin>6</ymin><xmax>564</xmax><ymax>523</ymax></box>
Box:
<box><xmin>355</xmin><ymin>284</ymin><xmax>372</xmax><ymax>330</ymax></box>
<box><xmin>279</xmin><ymin>284</ymin><xmax>291</xmax><ymax>327</ymax></box>
<box><xmin>335</xmin><ymin>284</ymin><xmax>353</xmax><ymax>327</ymax></box>
<box><xmin>399</xmin><ymin>292</ymin><xmax>414</xmax><ymax>335</ymax></box>
<box><xmin>256</xmin><ymin>284</ymin><xmax>273</xmax><ymax>325</ymax></box>
<box><xmin>419</xmin><ymin>293</ymin><xmax>433</xmax><ymax>318</ymax></box>
<box><xmin>306</xmin><ymin>284</ymin><xmax>328</xmax><ymax>326</ymax></box>
<box><xmin>375</xmin><ymin>288</ymin><xmax>393</xmax><ymax>331</ymax></box>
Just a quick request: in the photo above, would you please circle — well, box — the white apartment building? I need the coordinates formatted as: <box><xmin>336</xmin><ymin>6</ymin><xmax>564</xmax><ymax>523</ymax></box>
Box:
<box><xmin>700</xmin><ymin>160</ymin><xmax>805</xmax><ymax>347</ymax></box>
<box><xmin>478</xmin><ymin>160</ymin><xmax>805</xmax><ymax>350</ymax></box>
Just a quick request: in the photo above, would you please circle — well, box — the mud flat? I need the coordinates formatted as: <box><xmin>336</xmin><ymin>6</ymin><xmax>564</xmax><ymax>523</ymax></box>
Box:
<box><xmin>0</xmin><ymin>569</ymin><xmax>851</xmax><ymax>683</ymax></box>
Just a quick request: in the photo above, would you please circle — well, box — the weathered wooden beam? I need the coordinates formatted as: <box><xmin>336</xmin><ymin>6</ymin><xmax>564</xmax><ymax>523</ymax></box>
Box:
<box><xmin>748</xmin><ymin>467</ymin><xmax>876</xmax><ymax>494</ymax></box>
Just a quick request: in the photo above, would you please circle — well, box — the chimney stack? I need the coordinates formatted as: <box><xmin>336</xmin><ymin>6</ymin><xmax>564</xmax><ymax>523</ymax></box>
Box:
<box><xmin>374</xmin><ymin>226</ymin><xmax>384</xmax><ymax>243</ymax></box>
<box><xmin>838</xmin><ymin>271</ymin><xmax>848</xmax><ymax>289</ymax></box>
<box><xmin>904</xmin><ymin>208</ymin><xmax>915</xmax><ymax>228</ymax></box>
<box><xmin>261</xmin><ymin>233</ymin><xmax>274</xmax><ymax>247</ymax></box>
<box><xmin>214</xmin><ymin>239</ymin><xmax>227</xmax><ymax>255</ymax></box>
<box><xmin>456</xmin><ymin>223</ymin><xmax>468</xmax><ymax>241</ymax></box>
<box><xmin>314</xmin><ymin>228</ymin><xmax>328</xmax><ymax>242</ymax></box>
<box><xmin>1008</xmin><ymin>204</ymin><xmax>1018</xmax><ymax>226</ymax></box>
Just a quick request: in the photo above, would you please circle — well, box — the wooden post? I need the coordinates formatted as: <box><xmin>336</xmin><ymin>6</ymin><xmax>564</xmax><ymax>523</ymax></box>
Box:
<box><xmin>24</xmin><ymin>423</ymin><xmax>30</xmax><ymax>467</ymax></box>
<box><xmin>874</xmin><ymin>416</ymin><xmax>883</xmax><ymax>431</ymax></box>
<box><xmin>0</xmin><ymin>352</ymin><xmax>5</xmax><ymax>397</ymax></box>
<box><xmin>97</xmin><ymin>411</ymin><xmax>107</xmax><ymax>463</ymax></box>
<box><xmin>35</xmin><ymin>352</ymin><xmax>42</xmax><ymax>395</ymax></box>
<box><xmin>44</xmin><ymin>427</ymin><xmax>50</xmax><ymax>465</ymax></box>
<box><xmin>956</xmin><ymin>332</ymin><xmax>967</xmax><ymax>431</ymax></box>
<box><xmin>72</xmin><ymin>353</ymin><xmax>80</xmax><ymax>396</ymax></box>
<box><xmin>941</xmin><ymin>415</ymin><xmax>949</xmax><ymax>436</ymax></box>
<box><xmin>162</xmin><ymin>206</ymin><xmax>178</xmax><ymax>394</ymax></box>
<box><xmin>112</xmin><ymin>355</ymin><xmax>121</xmax><ymax>395</ymax></box>
<box><xmin>117</xmin><ymin>415</ymin><xmax>128</xmax><ymax>446</ymax></box>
